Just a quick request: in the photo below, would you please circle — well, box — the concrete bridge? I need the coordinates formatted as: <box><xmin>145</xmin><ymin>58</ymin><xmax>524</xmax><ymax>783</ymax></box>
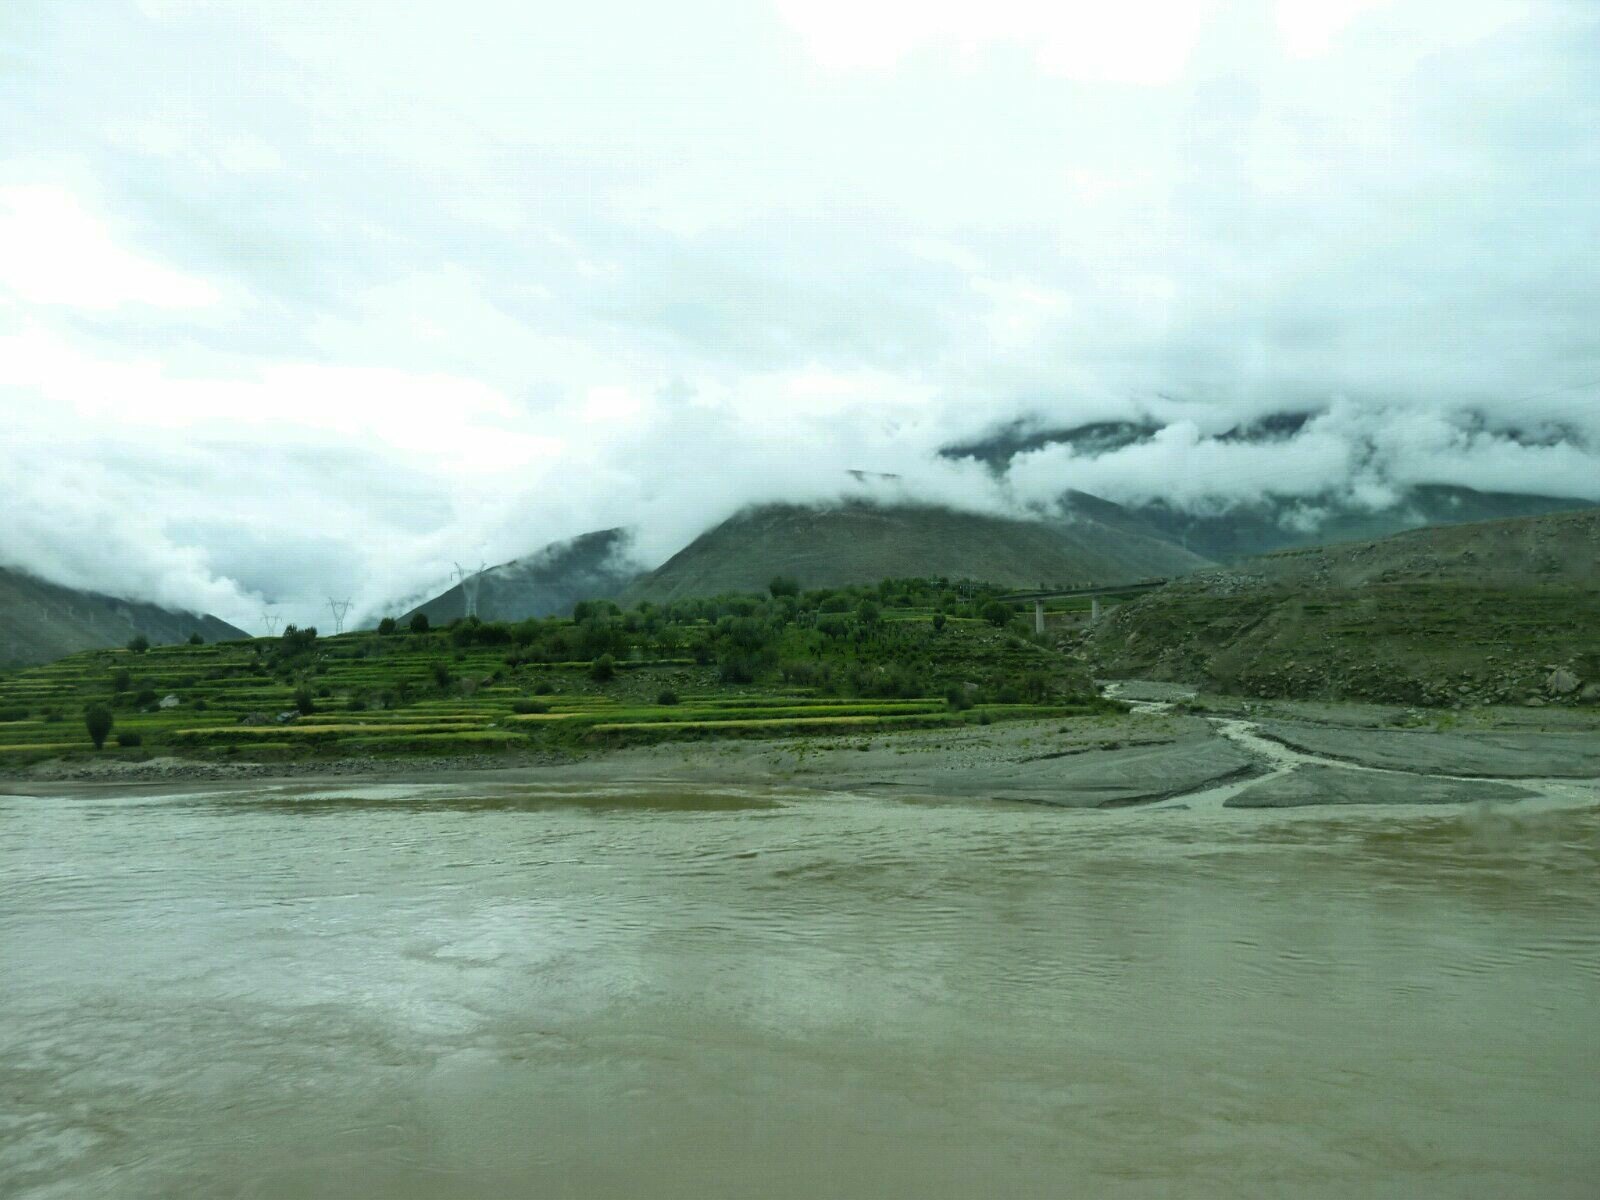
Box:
<box><xmin>998</xmin><ymin>579</ymin><xmax>1169</xmax><ymax>634</ymax></box>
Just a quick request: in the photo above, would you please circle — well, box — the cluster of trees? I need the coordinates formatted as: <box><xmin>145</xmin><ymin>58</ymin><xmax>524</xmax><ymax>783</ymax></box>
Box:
<box><xmin>353</xmin><ymin>575</ymin><xmax>1058</xmax><ymax>702</ymax></box>
<box><xmin>215</xmin><ymin>574</ymin><xmax>1069</xmax><ymax>711</ymax></box>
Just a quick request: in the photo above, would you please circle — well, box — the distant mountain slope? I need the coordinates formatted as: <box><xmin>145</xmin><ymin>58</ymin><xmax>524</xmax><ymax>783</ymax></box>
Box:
<box><xmin>1083</xmin><ymin>508</ymin><xmax>1600</xmax><ymax>705</ymax></box>
<box><xmin>1123</xmin><ymin>485</ymin><xmax>1599</xmax><ymax>561</ymax></box>
<box><xmin>0</xmin><ymin>567</ymin><xmax>248</xmax><ymax>668</ymax></box>
<box><xmin>621</xmin><ymin>502</ymin><xmax>1211</xmax><ymax>605</ymax></box>
<box><xmin>398</xmin><ymin>528</ymin><xmax>639</xmax><ymax>625</ymax></box>
<box><xmin>942</xmin><ymin>417</ymin><xmax>1596</xmax><ymax>559</ymax></box>
<box><xmin>1234</xmin><ymin>505</ymin><xmax>1600</xmax><ymax>589</ymax></box>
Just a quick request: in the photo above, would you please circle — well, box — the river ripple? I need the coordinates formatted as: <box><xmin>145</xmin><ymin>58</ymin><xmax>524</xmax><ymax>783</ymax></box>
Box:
<box><xmin>2</xmin><ymin>782</ymin><xmax>1597</xmax><ymax>1198</ymax></box>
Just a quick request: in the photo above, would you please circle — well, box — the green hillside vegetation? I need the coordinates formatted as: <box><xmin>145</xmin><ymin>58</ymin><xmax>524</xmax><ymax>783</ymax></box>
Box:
<box><xmin>1082</xmin><ymin>509</ymin><xmax>1600</xmax><ymax>706</ymax></box>
<box><xmin>0</xmin><ymin>576</ymin><xmax>1113</xmax><ymax>767</ymax></box>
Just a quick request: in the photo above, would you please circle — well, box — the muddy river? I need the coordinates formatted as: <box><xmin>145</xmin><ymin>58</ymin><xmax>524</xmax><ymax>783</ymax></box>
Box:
<box><xmin>3</xmin><ymin>780</ymin><xmax>1597</xmax><ymax>1197</ymax></box>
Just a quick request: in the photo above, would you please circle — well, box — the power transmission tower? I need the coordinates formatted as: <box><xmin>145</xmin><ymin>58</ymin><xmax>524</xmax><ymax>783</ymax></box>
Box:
<box><xmin>453</xmin><ymin>561</ymin><xmax>486</xmax><ymax>619</ymax></box>
<box><xmin>261</xmin><ymin>609</ymin><xmax>281</xmax><ymax>637</ymax></box>
<box><xmin>327</xmin><ymin>598</ymin><xmax>352</xmax><ymax>635</ymax></box>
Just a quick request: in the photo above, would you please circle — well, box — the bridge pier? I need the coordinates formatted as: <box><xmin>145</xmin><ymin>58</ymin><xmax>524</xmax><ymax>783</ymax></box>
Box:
<box><xmin>1034</xmin><ymin>599</ymin><xmax>1045</xmax><ymax>635</ymax></box>
<box><xmin>1090</xmin><ymin>597</ymin><xmax>1103</xmax><ymax>624</ymax></box>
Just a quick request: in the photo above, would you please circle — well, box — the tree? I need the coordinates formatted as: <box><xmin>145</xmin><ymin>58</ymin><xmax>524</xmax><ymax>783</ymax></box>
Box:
<box><xmin>932</xmin><ymin>612</ymin><xmax>948</xmax><ymax>633</ymax></box>
<box><xmin>280</xmin><ymin>625</ymin><xmax>318</xmax><ymax>652</ymax></box>
<box><xmin>110</xmin><ymin>668</ymin><xmax>132</xmax><ymax>693</ymax></box>
<box><xmin>293</xmin><ymin>686</ymin><xmax>315</xmax><ymax>715</ymax></box>
<box><xmin>409</xmin><ymin>612</ymin><xmax>430</xmax><ymax>634</ymax></box>
<box><xmin>590</xmin><ymin>653</ymin><xmax>616</xmax><ymax>682</ymax></box>
<box><xmin>187</xmin><ymin>631</ymin><xmax>204</xmax><ymax>645</ymax></box>
<box><xmin>432</xmin><ymin>662</ymin><xmax>453</xmax><ymax>690</ymax></box>
<box><xmin>127</xmin><ymin>635</ymin><xmax>150</xmax><ymax>653</ymax></box>
<box><xmin>856</xmin><ymin>599</ymin><xmax>881</xmax><ymax>627</ymax></box>
<box><xmin>768</xmin><ymin>574</ymin><xmax>800</xmax><ymax>599</ymax></box>
<box><xmin>377</xmin><ymin>616</ymin><xmax>397</xmax><ymax>635</ymax></box>
<box><xmin>85</xmin><ymin>704</ymin><xmax>113</xmax><ymax>750</ymax></box>
<box><xmin>981</xmin><ymin>600</ymin><xmax>1012</xmax><ymax>628</ymax></box>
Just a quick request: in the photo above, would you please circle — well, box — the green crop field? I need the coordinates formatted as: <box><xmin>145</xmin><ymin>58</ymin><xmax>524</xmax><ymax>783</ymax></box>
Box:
<box><xmin>0</xmin><ymin>575</ymin><xmax>1115</xmax><ymax>767</ymax></box>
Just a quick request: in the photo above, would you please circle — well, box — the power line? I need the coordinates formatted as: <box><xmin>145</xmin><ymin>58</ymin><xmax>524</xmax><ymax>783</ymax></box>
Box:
<box><xmin>453</xmin><ymin>561</ymin><xmax>486</xmax><ymax>619</ymax></box>
<box><xmin>326</xmin><ymin>598</ymin><xmax>352</xmax><ymax>635</ymax></box>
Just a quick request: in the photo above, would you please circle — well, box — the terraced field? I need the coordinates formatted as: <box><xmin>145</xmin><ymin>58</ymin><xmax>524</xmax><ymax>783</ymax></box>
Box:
<box><xmin>0</xmin><ymin>606</ymin><xmax>1098</xmax><ymax>767</ymax></box>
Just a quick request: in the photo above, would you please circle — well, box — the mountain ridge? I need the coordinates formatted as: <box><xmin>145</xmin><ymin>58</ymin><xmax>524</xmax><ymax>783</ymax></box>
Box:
<box><xmin>0</xmin><ymin>566</ymin><xmax>248</xmax><ymax>668</ymax></box>
<box><xmin>621</xmin><ymin>500</ymin><xmax>1212</xmax><ymax>606</ymax></box>
<box><xmin>397</xmin><ymin>528</ymin><xmax>639</xmax><ymax>625</ymax></box>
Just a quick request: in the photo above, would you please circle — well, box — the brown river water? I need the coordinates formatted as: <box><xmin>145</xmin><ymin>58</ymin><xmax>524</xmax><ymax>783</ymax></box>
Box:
<box><xmin>2</xmin><ymin>780</ymin><xmax>1598</xmax><ymax>1198</ymax></box>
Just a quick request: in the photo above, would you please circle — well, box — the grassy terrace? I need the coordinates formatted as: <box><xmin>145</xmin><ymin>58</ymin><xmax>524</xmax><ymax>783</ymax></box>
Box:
<box><xmin>0</xmin><ymin>576</ymin><xmax>1113</xmax><ymax>767</ymax></box>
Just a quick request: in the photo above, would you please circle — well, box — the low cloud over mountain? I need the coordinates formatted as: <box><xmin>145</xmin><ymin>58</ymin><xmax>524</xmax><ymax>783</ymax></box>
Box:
<box><xmin>3</xmin><ymin>0</ymin><xmax>1598</xmax><ymax>631</ymax></box>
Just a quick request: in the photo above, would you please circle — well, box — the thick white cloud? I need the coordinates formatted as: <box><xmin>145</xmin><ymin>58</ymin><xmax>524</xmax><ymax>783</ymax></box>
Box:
<box><xmin>0</xmin><ymin>184</ymin><xmax>220</xmax><ymax>309</ymax></box>
<box><xmin>0</xmin><ymin>0</ymin><xmax>1597</xmax><ymax>631</ymax></box>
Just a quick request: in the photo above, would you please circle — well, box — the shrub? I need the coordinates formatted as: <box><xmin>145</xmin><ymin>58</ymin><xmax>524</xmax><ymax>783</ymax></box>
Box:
<box><xmin>280</xmin><ymin>625</ymin><xmax>318</xmax><ymax>652</ymax></box>
<box><xmin>116</xmin><ymin>731</ymin><xmax>143</xmax><ymax>748</ymax></box>
<box><xmin>293</xmin><ymin>686</ymin><xmax>315</xmax><ymax>715</ymax></box>
<box><xmin>85</xmin><ymin>704</ymin><xmax>113</xmax><ymax>750</ymax></box>
<box><xmin>187</xmin><ymin>632</ymin><xmax>204</xmax><ymax>645</ymax></box>
<box><xmin>931</xmin><ymin>612</ymin><xmax>947</xmax><ymax>632</ymax></box>
<box><xmin>432</xmin><ymin>662</ymin><xmax>453</xmax><ymax>690</ymax></box>
<box><xmin>134</xmin><ymin>688</ymin><xmax>158</xmax><ymax>706</ymax></box>
<box><xmin>944</xmin><ymin>686</ymin><xmax>973</xmax><ymax>711</ymax></box>
<box><xmin>512</xmin><ymin>699</ymin><xmax>550</xmax><ymax>714</ymax></box>
<box><xmin>192</xmin><ymin>698</ymin><xmax>208</xmax><ymax>711</ymax></box>
<box><xmin>378</xmin><ymin>617</ymin><xmax>397</xmax><ymax>635</ymax></box>
<box><xmin>590</xmin><ymin>654</ymin><xmax>616</xmax><ymax>683</ymax></box>
<box><xmin>573</xmin><ymin>599</ymin><xmax>619</xmax><ymax>622</ymax></box>
<box><xmin>533</xmin><ymin>680</ymin><xmax>555</xmax><ymax>695</ymax></box>
<box><xmin>127</xmin><ymin>635</ymin><xmax>150</xmax><ymax>653</ymax></box>
<box><xmin>0</xmin><ymin>706</ymin><xmax>28</xmax><ymax>722</ymax></box>
<box><xmin>981</xmin><ymin>601</ymin><xmax>1012</xmax><ymax>628</ymax></box>
<box><xmin>656</xmin><ymin>689</ymin><xmax>680</xmax><ymax>706</ymax></box>
<box><xmin>409</xmin><ymin>613</ymin><xmax>430</xmax><ymax>634</ymax></box>
<box><xmin>111</xmin><ymin>668</ymin><xmax>132</xmax><ymax>692</ymax></box>
<box><xmin>768</xmin><ymin>575</ymin><xmax>800</xmax><ymax>598</ymax></box>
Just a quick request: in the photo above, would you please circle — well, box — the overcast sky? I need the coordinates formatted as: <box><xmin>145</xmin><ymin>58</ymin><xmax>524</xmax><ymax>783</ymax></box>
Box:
<box><xmin>2</xmin><ymin>0</ymin><xmax>1597</xmax><ymax>629</ymax></box>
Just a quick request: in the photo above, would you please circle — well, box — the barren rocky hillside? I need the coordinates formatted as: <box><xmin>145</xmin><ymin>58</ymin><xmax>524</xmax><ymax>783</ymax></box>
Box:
<box><xmin>1081</xmin><ymin>509</ymin><xmax>1600</xmax><ymax>707</ymax></box>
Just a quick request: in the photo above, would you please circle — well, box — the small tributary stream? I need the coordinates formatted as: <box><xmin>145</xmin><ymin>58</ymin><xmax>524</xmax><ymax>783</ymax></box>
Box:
<box><xmin>1104</xmin><ymin>683</ymin><xmax>1597</xmax><ymax>811</ymax></box>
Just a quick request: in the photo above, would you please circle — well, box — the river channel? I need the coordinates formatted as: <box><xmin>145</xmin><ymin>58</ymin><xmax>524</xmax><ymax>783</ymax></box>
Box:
<box><xmin>2</xmin><ymin>780</ymin><xmax>1597</xmax><ymax>1197</ymax></box>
